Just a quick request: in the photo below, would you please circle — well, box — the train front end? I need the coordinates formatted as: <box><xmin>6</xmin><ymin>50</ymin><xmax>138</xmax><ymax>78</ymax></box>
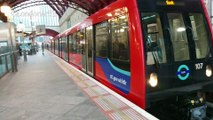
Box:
<box><xmin>138</xmin><ymin>0</ymin><xmax>213</xmax><ymax>119</ymax></box>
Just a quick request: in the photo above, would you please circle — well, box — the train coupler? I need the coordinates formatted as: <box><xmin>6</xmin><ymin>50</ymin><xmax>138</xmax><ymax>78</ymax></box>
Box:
<box><xmin>186</xmin><ymin>97</ymin><xmax>207</xmax><ymax>120</ymax></box>
<box><xmin>190</xmin><ymin>105</ymin><xmax>207</xmax><ymax>120</ymax></box>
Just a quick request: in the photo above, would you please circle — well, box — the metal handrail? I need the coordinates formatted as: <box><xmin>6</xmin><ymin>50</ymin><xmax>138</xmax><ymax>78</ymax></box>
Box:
<box><xmin>0</xmin><ymin>50</ymin><xmax>19</xmax><ymax>57</ymax></box>
<box><xmin>0</xmin><ymin>52</ymin><xmax>11</xmax><ymax>56</ymax></box>
<box><xmin>0</xmin><ymin>50</ymin><xmax>19</xmax><ymax>78</ymax></box>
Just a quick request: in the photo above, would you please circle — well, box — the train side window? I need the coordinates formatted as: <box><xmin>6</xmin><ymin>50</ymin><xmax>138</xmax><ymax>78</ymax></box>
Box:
<box><xmin>167</xmin><ymin>13</ymin><xmax>190</xmax><ymax>62</ymax></box>
<box><xmin>51</xmin><ymin>40</ymin><xmax>54</xmax><ymax>52</ymax></box>
<box><xmin>77</xmin><ymin>30</ymin><xmax>85</xmax><ymax>54</ymax></box>
<box><xmin>69</xmin><ymin>34</ymin><xmax>73</xmax><ymax>53</ymax></box>
<box><xmin>71</xmin><ymin>33</ymin><xmax>77</xmax><ymax>53</ymax></box>
<box><xmin>141</xmin><ymin>13</ymin><xmax>167</xmax><ymax>65</ymax></box>
<box><xmin>62</xmin><ymin>36</ymin><xmax>68</xmax><ymax>61</ymax></box>
<box><xmin>55</xmin><ymin>39</ymin><xmax>59</xmax><ymax>55</ymax></box>
<box><xmin>95</xmin><ymin>22</ymin><xmax>109</xmax><ymax>58</ymax></box>
<box><xmin>109</xmin><ymin>14</ymin><xmax>130</xmax><ymax>71</ymax></box>
<box><xmin>189</xmin><ymin>13</ymin><xmax>209</xmax><ymax>59</ymax></box>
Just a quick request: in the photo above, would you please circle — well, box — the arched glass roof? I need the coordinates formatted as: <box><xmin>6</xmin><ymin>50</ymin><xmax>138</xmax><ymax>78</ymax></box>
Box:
<box><xmin>0</xmin><ymin>0</ymin><xmax>117</xmax><ymax>21</ymax></box>
<box><xmin>11</xmin><ymin>4</ymin><xmax>59</xmax><ymax>32</ymax></box>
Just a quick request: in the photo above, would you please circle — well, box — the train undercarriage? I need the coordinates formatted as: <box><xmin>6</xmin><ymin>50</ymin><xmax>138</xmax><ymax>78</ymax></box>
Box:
<box><xmin>147</xmin><ymin>84</ymin><xmax>213</xmax><ymax>120</ymax></box>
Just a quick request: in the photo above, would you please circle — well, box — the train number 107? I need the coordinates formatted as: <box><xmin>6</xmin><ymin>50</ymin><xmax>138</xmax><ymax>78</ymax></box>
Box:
<box><xmin>195</xmin><ymin>63</ymin><xmax>203</xmax><ymax>70</ymax></box>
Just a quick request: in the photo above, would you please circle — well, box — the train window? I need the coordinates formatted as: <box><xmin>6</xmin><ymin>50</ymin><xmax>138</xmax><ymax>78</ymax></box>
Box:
<box><xmin>55</xmin><ymin>39</ymin><xmax>59</xmax><ymax>55</ymax></box>
<box><xmin>68</xmin><ymin>34</ymin><xmax>73</xmax><ymax>62</ymax></box>
<box><xmin>69</xmin><ymin>34</ymin><xmax>73</xmax><ymax>53</ymax></box>
<box><xmin>95</xmin><ymin>22</ymin><xmax>109</xmax><ymax>57</ymax></box>
<box><xmin>62</xmin><ymin>36</ymin><xmax>68</xmax><ymax>61</ymax></box>
<box><xmin>86</xmin><ymin>26</ymin><xmax>93</xmax><ymax>74</ymax></box>
<box><xmin>77</xmin><ymin>30</ymin><xmax>86</xmax><ymax>69</ymax></box>
<box><xmin>189</xmin><ymin>13</ymin><xmax>209</xmax><ymax>59</ymax></box>
<box><xmin>70</xmin><ymin>33</ymin><xmax>77</xmax><ymax>54</ymax></box>
<box><xmin>167</xmin><ymin>13</ymin><xmax>190</xmax><ymax>62</ymax></box>
<box><xmin>141</xmin><ymin>13</ymin><xmax>167</xmax><ymax>65</ymax></box>
<box><xmin>59</xmin><ymin>38</ymin><xmax>62</xmax><ymax>56</ymax></box>
<box><xmin>51</xmin><ymin>40</ymin><xmax>54</xmax><ymax>52</ymax></box>
<box><xmin>109</xmin><ymin>14</ymin><xmax>130</xmax><ymax>71</ymax></box>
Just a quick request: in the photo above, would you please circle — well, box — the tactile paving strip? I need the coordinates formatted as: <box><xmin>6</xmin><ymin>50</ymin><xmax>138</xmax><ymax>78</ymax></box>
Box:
<box><xmin>76</xmin><ymin>81</ymin><xmax>87</xmax><ymax>88</ymax></box>
<box><xmin>102</xmin><ymin>95</ymin><xmax>127</xmax><ymax>109</ymax></box>
<box><xmin>122</xmin><ymin>108</ymin><xmax>149</xmax><ymax>120</ymax></box>
<box><xmin>53</xmin><ymin>53</ymin><xmax>157</xmax><ymax>120</ymax></box>
<box><xmin>109</xmin><ymin>112</ymin><xmax>126</xmax><ymax>120</ymax></box>
<box><xmin>84</xmin><ymin>88</ymin><xmax>98</xmax><ymax>97</ymax></box>
<box><xmin>94</xmin><ymin>96</ymin><xmax>113</xmax><ymax>111</ymax></box>
<box><xmin>84</xmin><ymin>80</ymin><xmax>97</xmax><ymax>87</ymax></box>
<box><xmin>91</xmin><ymin>86</ymin><xmax>109</xmax><ymax>96</ymax></box>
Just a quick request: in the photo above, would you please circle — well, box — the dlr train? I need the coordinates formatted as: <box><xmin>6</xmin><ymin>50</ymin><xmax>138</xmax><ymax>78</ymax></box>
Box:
<box><xmin>49</xmin><ymin>0</ymin><xmax>213</xmax><ymax>119</ymax></box>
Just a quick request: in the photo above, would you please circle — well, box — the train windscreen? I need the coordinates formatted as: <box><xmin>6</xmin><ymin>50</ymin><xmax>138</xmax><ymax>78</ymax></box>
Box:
<box><xmin>138</xmin><ymin>0</ymin><xmax>212</xmax><ymax>65</ymax></box>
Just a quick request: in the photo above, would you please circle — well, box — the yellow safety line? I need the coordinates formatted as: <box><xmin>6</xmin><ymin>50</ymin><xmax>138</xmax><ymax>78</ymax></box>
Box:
<box><xmin>54</xmin><ymin>58</ymin><xmax>132</xmax><ymax>120</ymax></box>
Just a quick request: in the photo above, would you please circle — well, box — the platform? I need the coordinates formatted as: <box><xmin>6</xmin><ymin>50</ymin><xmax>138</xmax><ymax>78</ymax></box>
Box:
<box><xmin>0</xmin><ymin>50</ymin><xmax>158</xmax><ymax>120</ymax></box>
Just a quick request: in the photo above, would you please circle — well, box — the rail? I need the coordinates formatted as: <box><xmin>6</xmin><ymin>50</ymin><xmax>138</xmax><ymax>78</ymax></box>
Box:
<box><xmin>0</xmin><ymin>50</ymin><xmax>19</xmax><ymax>78</ymax></box>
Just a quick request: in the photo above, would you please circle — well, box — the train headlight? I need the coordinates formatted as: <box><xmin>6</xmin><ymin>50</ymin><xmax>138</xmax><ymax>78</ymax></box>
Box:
<box><xmin>148</xmin><ymin>73</ymin><xmax>158</xmax><ymax>87</ymax></box>
<box><xmin>199</xmin><ymin>98</ymin><xmax>204</xmax><ymax>103</ymax></box>
<box><xmin>206</xmin><ymin>65</ymin><xmax>212</xmax><ymax>77</ymax></box>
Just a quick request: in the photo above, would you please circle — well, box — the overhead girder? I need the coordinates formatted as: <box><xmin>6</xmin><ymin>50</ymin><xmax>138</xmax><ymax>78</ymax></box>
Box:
<box><xmin>0</xmin><ymin>0</ymin><xmax>117</xmax><ymax>22</ymax></box>
<box><xmin>67</xmin><ymin>0</ymin><xmax>95</xmax><ymax>14</ymax></box>
<box><xmin>13</xmin><ymin>2</ymin><xmax>88</xmax><ymax>16</ymax></box>
<box><xmin>13</xmin><ymin>3</ymin><xmax>49</xmax><ymax>13</ymax></box>
<box><xmin>68</xmin><ymin>2</ymin><xmax>89</xmax><ymax>15</ymax></box>
<box><xmin>9</xmin><ymin>0</ymin><xmax>27</xmax><ymax>7</ymax></box>
<box><xmin>55</xmin><ymin>0</ymin><xmax>66</xmax><ymax>12</ymax></box>
<box><xmin>98</xmin><ymin>0</ymin><xmax>108</xmax><ymax>6</ymax></box>
<box><xmin>80</xmin><ymin>0</ymin><xmax>99</xmax><ymax>13</ymax></box>
<box><xmin>9</xmin><ymin>0</ymin><xmax>63</xmax><ymax>17</ymax></box>
<box><xmin>46</xmin><ymin>0</ymin><xmax>64</xmax><ymax>17</ymax></box>
<box><xmin>43</xmin><ymin>0</ymin><xmax>62</xmax><ymax>17</ymax></box>
<box><xmin>61</xmin><ymin>0</ymin><xmax>69</xmax><ymax>8</ymax></box>
<box><xmin>12</xmin><ymin>1</ymin><xmax>46</xmax><ymax>11</ymax></box>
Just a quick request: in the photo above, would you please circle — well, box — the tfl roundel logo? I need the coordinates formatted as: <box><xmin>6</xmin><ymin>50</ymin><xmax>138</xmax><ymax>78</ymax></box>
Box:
<box><xmin>176</xmin><ymin>65</ymin><xmax>190</xmax><ymax>81</ymax></box>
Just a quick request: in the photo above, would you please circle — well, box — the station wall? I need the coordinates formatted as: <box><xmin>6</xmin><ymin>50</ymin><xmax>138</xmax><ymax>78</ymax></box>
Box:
<box><xmin>59</xmin><ymin>8</ymin><xmax>88</xmax><ymax>33</ymax></box>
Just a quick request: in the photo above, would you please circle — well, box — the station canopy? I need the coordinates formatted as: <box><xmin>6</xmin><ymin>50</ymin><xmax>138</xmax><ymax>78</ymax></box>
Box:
<box><xmin>0</xmin><ymin>0</ymin><xmax>117</xmax><ymax>21</ymax></box>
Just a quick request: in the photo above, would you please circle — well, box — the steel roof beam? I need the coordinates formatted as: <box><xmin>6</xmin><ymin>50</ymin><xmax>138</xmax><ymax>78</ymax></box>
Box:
<box><xmin>61</xmin><ymin>0</ymin><xmax>69</xmax><ymax>8</ymax></box>
<box><xmin>68</xmin><ymin>0</ymin><xmax>95</xmax><ymax>14</ymax></box>
<box><xmin>13</xmin><ymin>3</ymin><xmax>50</xmax><ymax>13</ymax></box>
<box><xmin>68</xmin><ymin>2</ymin><xmax>89</xmax><ymax>15</ymax></box>
<box><xmin>2</xmin><ymin>0</ymin><xmax>117</xmax><ymax>20</ymax></box>
<box><xmin>47</xmin><ymin>0</ymin><xmax>64</xmax><ymax>17</ymax></box>
<box><xmin>11</xmin><ymin>0</ymin><xmax>63</xmax><ymax>17</ymax></box>
<box><xmin>55</xmin><ymin>0</ymin><xmax>66</xmax><ymax>12</ymax></box>
<box><xmin>98</xmin><ymin>0</ymin><xmax>107</xmax><ymax>6</ymax></box>
<box><xmin>43</xmin><ymin>0</ymin><xmax>62</xmax><ymax>17</ymax></box>
<box><xmin>92</xmin><ymin>0</ymin><xmax>103</xmax><ymax>12</ymax></box>
<box><xmin>81</xmin><ymin>0</ymin><xmax>98</xmax><ymax>13</ymax></box>
<box><xmin>10</xmin><ymin>0</ymin><xmax>29</xmax><ymax>7</ymax></box>
<box><xmin>49</xmin><ymin>0</ymin><xmax>65</xmax><ymax>15</ymax></box>
<box><xmin>12</xmin><ymin>1</ymin><xmax>45</xmax><ymax>10</ymax></box>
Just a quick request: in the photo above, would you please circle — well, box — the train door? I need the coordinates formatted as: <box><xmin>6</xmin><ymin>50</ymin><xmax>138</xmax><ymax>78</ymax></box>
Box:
<box><xmin>55</xmin><ymin>39</ymin><xmax>59</xmax><ymax>56</ymax></box>
<box><xmin>86</xmin><ymin>26</ymin><xmax>94</xmax><ymax>76</ymax></box>
<box><xmin>66</xmin><ymin>35</ymin><xmax>69</xmax><ymax>62</ymax></box>
<box><xmin>58</xmin><ymin>38</ymin><xmax>62</xmax><ymax>58</ymax></box>
<box><xmin>77</xmin><ymin>30</ymin><xmax>87</xmax><ymax>70</ymax></box>
<box><xmin>62</xmin><ymin>36</ymin><xmax>68</xmax><ymax>62</ymax></box>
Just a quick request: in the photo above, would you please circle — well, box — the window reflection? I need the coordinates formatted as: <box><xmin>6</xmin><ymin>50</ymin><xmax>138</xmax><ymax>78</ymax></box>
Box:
<box><xmin>167</xmin><ymin>13</ymin><xmax>190</xmax><ymax>61</ymax></box>
<box><xmin>95</xmin><ymin>22</ymin><xmax>108</xmax><ymax>57</ymax></box>
<box><xmin>142</xmin><ymin>13</ymin><xmax>167</xmax><ymax>65</ymax></box>
<box><xmin>189</xmin><ymin>13</ymin><xmax>209</xmax><ymax>59</ymax></box>
<box><xmin>109</xmin><ymin>14</ymin><xmax>130</xmax><ymax>71</ymax></box>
